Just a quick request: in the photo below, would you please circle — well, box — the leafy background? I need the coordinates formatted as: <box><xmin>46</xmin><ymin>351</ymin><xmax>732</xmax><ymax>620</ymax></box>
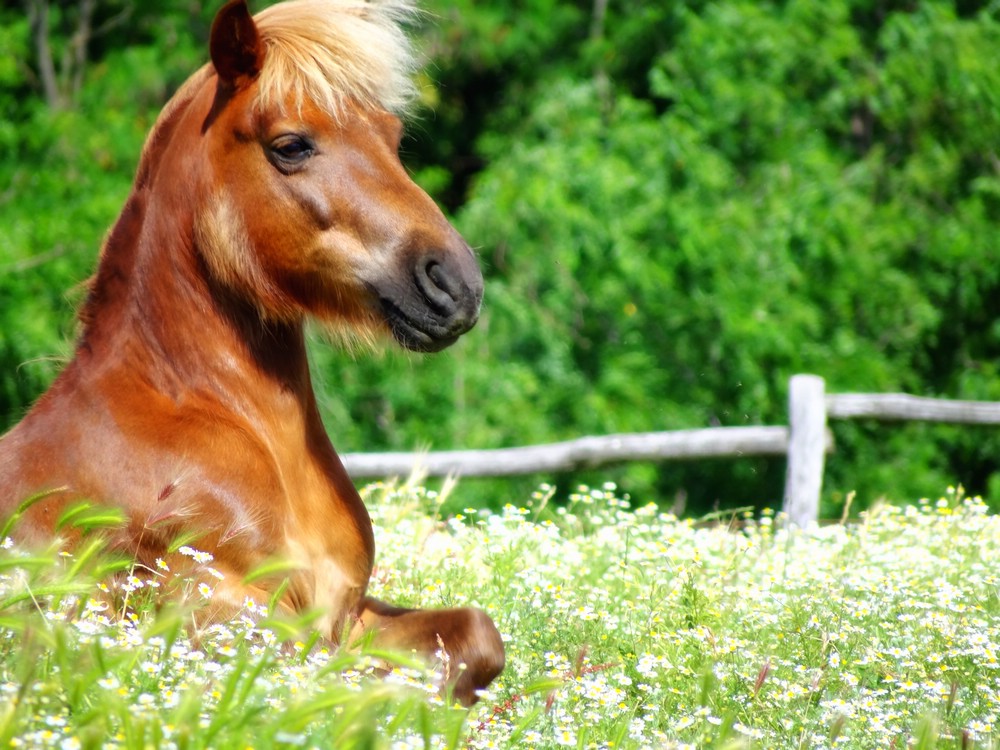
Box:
<box><xmin>1</xmin><ymin>0</ymin><xmax>999</xmax><ymax>517</ymax></box>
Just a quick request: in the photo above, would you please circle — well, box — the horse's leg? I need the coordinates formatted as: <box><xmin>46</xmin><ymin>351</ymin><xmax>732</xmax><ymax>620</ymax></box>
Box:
<box><xmin>353</xmin><ymin>596</ymin><xmax>505</xmax><ymax>705</ymax></box>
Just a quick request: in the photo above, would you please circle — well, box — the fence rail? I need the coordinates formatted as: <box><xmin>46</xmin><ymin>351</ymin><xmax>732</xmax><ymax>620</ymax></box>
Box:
<box><xmin>827</xmin><ymin>393</ymin><xmax>1000</xmax><ymax>423</ymax></box>
<box><xmin>341</xmin><ymin>374</ymin><xmax>999</xmax><ymax>525</ymax></box>
<box><xmin>343</xmin><ymin>425</ymin><xmax>796</xmax><ymax>478</ymax></box>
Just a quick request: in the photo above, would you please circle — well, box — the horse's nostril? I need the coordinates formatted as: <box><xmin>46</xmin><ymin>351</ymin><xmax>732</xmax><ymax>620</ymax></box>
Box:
<box><xmin>416</xmin><ymin>257</ymin><xmax>458</xmax><ymax>316</ymax></box>
<box><xmin>426</xmin><ymin>261</ymin><xmax>448</xmax><ymax>291</ymax></box>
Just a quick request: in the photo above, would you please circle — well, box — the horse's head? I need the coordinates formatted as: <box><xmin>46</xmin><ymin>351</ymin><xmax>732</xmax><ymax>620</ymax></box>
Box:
<box><xmin>190</xmin><ymin>0</ymin><xmax>482</xmax><ymax>352</ymax></box>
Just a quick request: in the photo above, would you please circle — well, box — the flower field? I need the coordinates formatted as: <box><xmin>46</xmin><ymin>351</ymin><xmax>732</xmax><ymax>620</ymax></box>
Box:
<box><xmin>2</xmin><ymin>482</ymin><xmax>1000</xmax><ymax>748</ymax></box>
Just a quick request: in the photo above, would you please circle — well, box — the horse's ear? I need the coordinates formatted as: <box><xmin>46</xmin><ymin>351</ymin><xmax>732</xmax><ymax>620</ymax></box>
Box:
<box><xmin>210</xmin><ymin>0</ymin><xmax>263</xmax><ymax>86</ymax></box>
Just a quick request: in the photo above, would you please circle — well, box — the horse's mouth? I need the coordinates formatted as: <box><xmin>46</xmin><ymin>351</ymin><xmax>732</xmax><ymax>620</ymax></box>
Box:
<box><xmin>379</xmin><ymin>297</ymin><xmax>463</xmax><ymax>353</ymax></box>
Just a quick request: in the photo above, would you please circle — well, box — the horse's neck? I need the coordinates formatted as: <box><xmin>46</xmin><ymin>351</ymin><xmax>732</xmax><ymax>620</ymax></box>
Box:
<box><xmin>77</xmin><ymin>192</ymin><xmax>319</xmax><ymax>432</ymax></box>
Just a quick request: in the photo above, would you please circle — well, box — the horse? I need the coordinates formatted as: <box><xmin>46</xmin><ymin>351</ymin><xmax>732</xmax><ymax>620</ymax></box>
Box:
<box><xmin>0</xmin><ymin>0</ymin><xmax>503</xmax><ymax>705</ymax></box>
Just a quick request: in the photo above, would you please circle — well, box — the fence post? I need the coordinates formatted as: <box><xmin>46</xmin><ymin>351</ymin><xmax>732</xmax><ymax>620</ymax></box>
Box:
<box><xmin>783</xmin><ymin>374</ymin><xmax>827</xmax><ymax>526</ymax></box>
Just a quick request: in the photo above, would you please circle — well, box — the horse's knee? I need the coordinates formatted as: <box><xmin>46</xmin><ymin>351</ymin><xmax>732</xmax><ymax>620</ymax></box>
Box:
<box><xmin>450</xmin><ymin>607</ymin><xmax>505</xmax><ymax>705</ymax></box>
<box><xmin>356</xmin><ymin>597</ymin><xmax>505</xmax><ymax>705</ymax></box>
<box><xmin>466</xmin><ymin>607</ymin><xmax>506</xmax><ymax>677</ymax></box>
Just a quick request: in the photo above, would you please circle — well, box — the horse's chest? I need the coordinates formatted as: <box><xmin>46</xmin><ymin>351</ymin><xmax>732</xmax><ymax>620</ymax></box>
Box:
<box><xmin>284</xmin><ymin>535</ymin><xmax>370</xmax><ymax>636</ymax></box>
<box><xmin>279</xmin><ymin>462</ymin><xmax>374</xmax><ymax>630</ymax></box>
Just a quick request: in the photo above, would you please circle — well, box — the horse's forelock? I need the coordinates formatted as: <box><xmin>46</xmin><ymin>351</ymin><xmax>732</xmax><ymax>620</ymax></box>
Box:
<box><xmin>252</xmin><ymin>0</ymin><xmax>420</xmax><ymax>119</ymax></box>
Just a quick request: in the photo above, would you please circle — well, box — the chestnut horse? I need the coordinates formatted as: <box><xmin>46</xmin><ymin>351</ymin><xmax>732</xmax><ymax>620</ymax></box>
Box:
<box><xmin>0</xmin><ymin>0</ymin><xmax>503</xmax><ymax>704</ymax></box>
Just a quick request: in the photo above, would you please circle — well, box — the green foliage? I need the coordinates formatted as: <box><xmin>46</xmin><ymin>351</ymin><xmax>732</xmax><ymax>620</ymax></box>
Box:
<box><xmin>3</xmin><ymin>482</ymin><xmax>1000</xmax><ymax>747</ymax></box>
<box><xmin>0</xmin><ymin>538</ymin><xmax>467</xmax><ymax>747</ymax></box>
<box><xmin>0</xmin><ymin>1</ymin><xmax>213</xmax><ymax>424</ymax></box>
<box><xmin>2</xmin><ymin>1</ymin><xmax>1000</xmax><ymax>515</ymax></box>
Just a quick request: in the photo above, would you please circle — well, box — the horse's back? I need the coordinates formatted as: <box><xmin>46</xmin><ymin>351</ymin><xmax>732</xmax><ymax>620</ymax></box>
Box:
<box><xmin>0</xmin><ymin>361</ymin><xmax>246</xmax><ymax>541</ymax></box>
<box><xmin>0</xmin><ymin>373</ymin><xmax>84</xmax><ymax>536</ymax></box>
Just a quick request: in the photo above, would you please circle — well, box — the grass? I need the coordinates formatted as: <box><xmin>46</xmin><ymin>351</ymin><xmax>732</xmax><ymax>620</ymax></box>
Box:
<box><xmin>2</xmin><ymin>480</ymin><xmax>1000</xmax><ymax>748</ymax></box>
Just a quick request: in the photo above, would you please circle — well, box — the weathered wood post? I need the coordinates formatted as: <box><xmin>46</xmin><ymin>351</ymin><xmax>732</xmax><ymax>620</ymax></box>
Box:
<box><xmin>783</xmin><ymin>374</ymin><xmax>827</xmax><ymax>526</ymax></box>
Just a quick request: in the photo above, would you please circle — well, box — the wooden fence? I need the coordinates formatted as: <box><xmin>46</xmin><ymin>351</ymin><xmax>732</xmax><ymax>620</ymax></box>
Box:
<box><xmin>342</xmin><ymin>374</ymin><xmax>1000</xmax><ymax>525</ymax></box>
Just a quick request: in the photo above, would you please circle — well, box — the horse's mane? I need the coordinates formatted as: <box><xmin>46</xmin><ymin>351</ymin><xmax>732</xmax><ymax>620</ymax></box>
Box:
<box><xmin>253</xmin><ymin>0</ymin><xmax>420</xmax><ymax>119</ymax></box>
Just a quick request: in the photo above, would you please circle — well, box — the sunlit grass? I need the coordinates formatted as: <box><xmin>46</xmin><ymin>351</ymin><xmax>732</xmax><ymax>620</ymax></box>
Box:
<box><xmin>2</xmin><ymin>482</ymin><xmax>1000</xmax><ymax>748</ymax></box>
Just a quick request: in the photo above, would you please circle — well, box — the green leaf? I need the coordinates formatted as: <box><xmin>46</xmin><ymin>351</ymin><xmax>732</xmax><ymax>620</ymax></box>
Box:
<box><xmin>56</xmin><ymin>502</ymin><xmax>126</xmax><ymax>534</ymax></box>
<box><xmin>241</xmin><ymin>556</ymin><xmax>305</xmax><ymax>586</ymax></box>
<box><xmin>0</xmin><ymin>488</ymin><xmax>67</xmax><ymax>540</ymax></box>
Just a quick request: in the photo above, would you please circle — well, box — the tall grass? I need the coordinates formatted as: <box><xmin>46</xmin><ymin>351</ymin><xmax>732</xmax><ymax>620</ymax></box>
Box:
<box><xmin>2</xmin><ymin>481</ymin><xmax>1000</xmax><ymax>748</ymax></box>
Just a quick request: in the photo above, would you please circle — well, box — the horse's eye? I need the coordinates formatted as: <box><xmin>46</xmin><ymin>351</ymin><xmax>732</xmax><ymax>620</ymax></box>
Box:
<box><xmin>269</xmin><ymin>135</ymin><xmax>314</xmax><ymax>171</ymax></box>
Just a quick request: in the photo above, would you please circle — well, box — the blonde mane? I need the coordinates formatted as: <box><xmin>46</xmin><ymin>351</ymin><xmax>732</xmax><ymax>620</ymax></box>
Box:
<box><xmin>253</xmin><ymin>0</ymin><xmax>420</xmax><ymax>118</ymax></box>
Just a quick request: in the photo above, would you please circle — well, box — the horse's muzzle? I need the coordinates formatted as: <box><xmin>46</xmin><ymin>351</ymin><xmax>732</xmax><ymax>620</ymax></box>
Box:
<box><xmin>377</xmin><ymin>247</ymin><xmax>484</xmax><ymax>353</ymax></box>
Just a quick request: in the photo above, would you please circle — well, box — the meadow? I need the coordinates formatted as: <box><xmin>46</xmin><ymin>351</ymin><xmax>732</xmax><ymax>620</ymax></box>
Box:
<box><xmin>1</xmin><ymin>481</ymin><xmax>1000</xmax><ymax>749</ymax></box>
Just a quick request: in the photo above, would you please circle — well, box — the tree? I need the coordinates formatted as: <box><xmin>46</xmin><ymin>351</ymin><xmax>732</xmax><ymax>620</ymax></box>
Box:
<box><xmin>2</xmin><ymin>0</ymin><xmax>999</xmax><ymax>515</ymax></box>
